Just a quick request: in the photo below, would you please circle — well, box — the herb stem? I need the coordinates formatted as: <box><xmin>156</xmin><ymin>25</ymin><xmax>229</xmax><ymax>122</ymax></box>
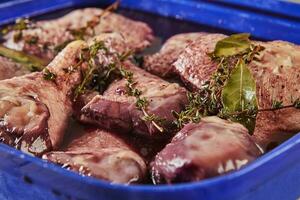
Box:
<box><xmin>142</xmin><ymin>108</ymin><xmax>164</xmax><ymax>132</ymax></box>
<box><xmin>221</xmin><ymin>103</ymin><xmax>299</xmax><ymax>117</ymax></box>
<box><xmin>68</xmin><ymin>0</ymin><xmax>120</xmax><ymax>40</ymax></box>
<box><xmin>121</xmin><ymin>66</ymin><xmax>165</xmax><ymax>132</ymax></box>
<box><xmin>259</xmin><ymin>104</ymin><xmax>295</xmax><ymax>112</ymax></box>
<box><xmin>0</xmin><ymin>44</ymin><xmax>47</xmax><ymax>71</ymax></box>
<box><xmin>74</xmin><ymin>64</ymin><xmax>95</xmax><ymax>100</ymax></box>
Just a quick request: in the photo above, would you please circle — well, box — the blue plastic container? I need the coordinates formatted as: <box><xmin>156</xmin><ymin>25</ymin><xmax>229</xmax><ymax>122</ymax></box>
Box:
<box><xmin>0</xmin><ymin>1</ymin><xmax>300</xmax><ymax>200</ymax></box>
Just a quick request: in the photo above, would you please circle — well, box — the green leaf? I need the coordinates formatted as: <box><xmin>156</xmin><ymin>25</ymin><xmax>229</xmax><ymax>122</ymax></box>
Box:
<box><xmin>43</xmin><ymin>68</ymin><xmax>56</xmax><ymax>81</ymax></box>
<box><xmin>212</xmin><ymin>33</ymin><xmax>251</xmax><ymax>57</ymax></box>
<box><xmin>0</xmin><ymin>44</ymin><xmax>47</xmax><ymax>71</ymax></box>
<box><xmin>221</xmin><ymin>59</ymin><xmax>258</xmax><ymax>133</ymax></box>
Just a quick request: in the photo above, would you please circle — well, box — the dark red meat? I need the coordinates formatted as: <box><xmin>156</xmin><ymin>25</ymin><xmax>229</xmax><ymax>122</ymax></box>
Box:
<box><xmin>173</xmin><ymin>33</ymin><xmax>300</xmax><ymax>150</ymax></box>
<box><xmin>143</xmin><ymin>32</ymin><xmax>206</xmax><ymax>78</ymax></box>
<box><xmin>43</xmin><ymin>128</ymin><xmax>147</xmax><ymax>184</ymax></box>
<box><xmin>151</xmin><ymin>117</ymin><xmax>262</xmax><ymax>184</ymax></box>
<box><xmin>81</xmin><ymin>62</ymin><xmax>188</xmax><ymax>138</ymax></box>
<box><xmin>0</xmin><ymin>40</ymin><xmax>87</xmax><ymax>155</ymax></box>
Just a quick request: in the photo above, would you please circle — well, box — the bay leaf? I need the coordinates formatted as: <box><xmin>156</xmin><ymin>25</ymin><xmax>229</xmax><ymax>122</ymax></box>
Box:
<box><xmin>213</xmin><ymin>33</ymin><xmax>251</xmax><ymax>58</ymax></box>
<box><xmin>221</xmin><ymin>59</ymin><xmax>258</xmax><ymax>133</ymax></box>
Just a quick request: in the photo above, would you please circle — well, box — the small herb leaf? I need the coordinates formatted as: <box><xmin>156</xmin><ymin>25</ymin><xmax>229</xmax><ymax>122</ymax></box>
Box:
<box><xmin>43</xmin><ymin>68</ymin><xmax>57</xmax><ymax>81</ymax></box>
<box><xmin>294</xmin><ymin>99</ymin><xmax>300</xmax><ymax>109</ymax></box>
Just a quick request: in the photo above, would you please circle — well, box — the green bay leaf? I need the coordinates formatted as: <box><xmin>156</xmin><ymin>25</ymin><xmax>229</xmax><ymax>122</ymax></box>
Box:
<box><xmin>213</xmin><ymin>33</ymin><xmax>251</xmax><ymax>57</ymax></box>
<box><xmin>221</xmin><ymin>59</ymin><xmax>258</xmax><ymax>133</ymax></box>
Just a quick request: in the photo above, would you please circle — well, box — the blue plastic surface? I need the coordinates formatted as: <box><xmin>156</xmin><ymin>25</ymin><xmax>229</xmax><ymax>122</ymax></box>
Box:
<box><xmin>0</xmin><ymin>0</ymin><xmax>300</xmax><ymax>200</ymax></box>
<box><xmin>216</xmin><ymin>0</ymin><xmax>300</xmax><ymax>19</ymax></box>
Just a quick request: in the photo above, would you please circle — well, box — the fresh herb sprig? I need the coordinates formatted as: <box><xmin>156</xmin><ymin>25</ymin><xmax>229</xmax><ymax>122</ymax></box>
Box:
<box><xmin>172</xmin><ymin>92</ymin><xmax>202</xmax><ymax>129</ymax></box>
<box><xmin>172</xmin><ymin>34</ymin><xmax>265</xmax><ymax>130</ymax></box>
<box><xmin>219</xmin><ymin>98</ymin><xmax>300</xmax><ymax>119</ymax></box>
<box><xmin>68</xmin><ymin>0</ymin><xmax>120</xmax><ymax>40</ymax></box>
<box><xmin>43</xmin><ymin>68</ymin><xmax>56</xmax><ymax>81</ymax></box>
<box><xmin>73</xmin><ymin>39</ymin><xmax>165</xmax><ymax>132</ymax></box>
<box><xmin>207</xmin><ymin>35</ymin><xmax>264</xmax><ymax>115</ymax></box>
<box><xmin>52</xmin><ymin>0</ymin><xmax>120</xmax><ymax>54</ymax></box>
<box><xmin>173</xmin><ymin>33</ymin><xmax>299</xmax><ymax>134</ymax></box>
<box><xmin>120</xmin><ymin>67</ymin><xmax>165</xmax><ymax>132</ymax></box>
<box><xmin>75</xmin><ymin>43</ymin><xmax>132</xmax><ymax>98</ymax></box>
<box><xmin>73</xmin><ymin>41</ymin><xmax>110</xmax><ymax>99</ymax></box>
<box><xmin>1</xmin><ymin>18</ymin><xmax>36</xmax><ymax>42</ymax></box>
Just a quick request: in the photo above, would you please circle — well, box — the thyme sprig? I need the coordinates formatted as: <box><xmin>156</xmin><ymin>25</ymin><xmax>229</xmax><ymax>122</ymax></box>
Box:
<box><xmin>43</xmin><ymin>68</ymin><xmax>56</xmax><ymax>81</ymax></box>
<box><xmin>68</xmin><ymin>0</ymin><xmax>120</xmax><ymax>40</ymax></box>
<box><xmin>73</xmin><ymin>41</ymin><xmax>110</xmax><ymax>99</ymax></box>
<box><xmin>219</xmin><ymin>99</ymin><xmax>300</xmax><ymax>118</ymax></box>
<box><xmin>52</xmin><ymin>0</ymin><xmax>120</xmax><ymax>54</ymax></box>
<box><xmin>173</xmin><ymin>33</ymin><xmax>299</xmax><ymax>133</ymax></box>
<box><xmin>172</xmin><ymin>92</ymin><xmax>202</xmax><ymax>129</ymax></box>
<box><xmin>73</xmin><ymin>39</ymin><xmax>165</xmax><ymax>132</ymax></box>
<box><xmin>172</xmin><ymin>34</ymin><xmax>265</xmax><ymax>129</ymax></box>
<box><xmin>206</xmin><ymin>43</ymin><xmax>264</xmax><ymax>113</ymax></box>
<box><xmin>1</xmin><ymin>18</ymin><xmax>36</xmax><ymax>42</ymax></box>
<box><xmin>120</xmin><ymin>67</ymin><xmax>165</xmax><ymax>132</ymax></box>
